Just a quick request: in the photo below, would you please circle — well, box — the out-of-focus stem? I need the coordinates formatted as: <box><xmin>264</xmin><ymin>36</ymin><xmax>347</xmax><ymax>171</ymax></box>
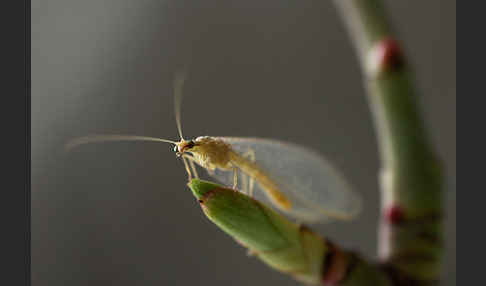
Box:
<box><xmin>333</xmin><ymin>0</ymin><xmax>443</xmax><ymax>283</ymax></box>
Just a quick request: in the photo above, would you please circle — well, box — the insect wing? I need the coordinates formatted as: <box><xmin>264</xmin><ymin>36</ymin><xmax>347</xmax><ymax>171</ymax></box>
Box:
<box><xmin>209</xmin><ymin>137</ymin><xmax>362</xmax><ymax>223</ymax></box>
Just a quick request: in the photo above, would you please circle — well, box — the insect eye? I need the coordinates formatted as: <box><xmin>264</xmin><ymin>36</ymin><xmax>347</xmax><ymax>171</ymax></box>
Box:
<box><xmin>173</xmin><ymin>146</ymin><xmax>178</xmax><ymax>152</ymax></box>
<box><xmin>187</xmin><ymin>140</ymin><xmax>195</xmax><ymax>149</ymax></box>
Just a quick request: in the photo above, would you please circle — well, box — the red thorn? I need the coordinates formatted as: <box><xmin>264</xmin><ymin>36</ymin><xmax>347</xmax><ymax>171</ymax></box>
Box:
<box><xmin>369</xmin><ymin>38</ymin><xmax>404</xmax><ymax>74</ymax></box>
<box><xmin>385</xmin><ymin>205</ymin><xmax>405</xmax><ymax>225</ymax></box>
<box><xmin>379</xmin><ymin>38</ymin><xmax>403</xmax><ymax>69</ymax></box>
<box><xmin>322</xmin><ymin>243</ymin><xmax>347</xmax><ymax>285</ymax></box>
<box><xmin>198</xmin><ymin>199</ymin><xmax>208</xmax><ymax>212</ymax></box>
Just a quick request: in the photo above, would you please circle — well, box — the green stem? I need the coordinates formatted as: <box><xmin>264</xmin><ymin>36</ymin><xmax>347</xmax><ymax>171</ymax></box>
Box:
<box><xmin>333</xmin><ymin>0</ymin><xmax>443</xmax><ymax>283</ymax></box>
<box><xmin>188</xmin><ymin>179</ymin><xmax>391</xmax><ymax>286</ymax></box>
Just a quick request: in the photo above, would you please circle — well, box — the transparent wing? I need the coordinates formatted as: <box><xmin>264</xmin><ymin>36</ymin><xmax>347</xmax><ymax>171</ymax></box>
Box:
<box><xmin>207</xmin><ymin>137</ymin><xmax>362</xmax><ymax>224</ymax></box>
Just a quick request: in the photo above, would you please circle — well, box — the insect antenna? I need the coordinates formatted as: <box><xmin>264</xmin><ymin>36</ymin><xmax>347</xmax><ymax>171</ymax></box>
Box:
<box><xmin>174</xmin><ymin>71</ymin><xmax>186</xmax><ymax>140</ymax></box>
<box><xmin>65</xmin><ymin>72</ymin><xmax>188</xmax><ymax>153</ymax></box>
<box><xmin>65</xmin><ymin>135</ymin><xmax>177</xmax><ymax>152</ymax></box>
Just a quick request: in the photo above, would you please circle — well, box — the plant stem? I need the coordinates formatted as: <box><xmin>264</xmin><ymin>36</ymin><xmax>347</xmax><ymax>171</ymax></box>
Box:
<box><xmin>333</xmin><ymin>0</ymin><xmax>443</xmax><ymax>283</ymax></box>
<box><xmin>188</xmin><ymin>179</ymin><xmax>391</xmax><ymax>285</ymax></box>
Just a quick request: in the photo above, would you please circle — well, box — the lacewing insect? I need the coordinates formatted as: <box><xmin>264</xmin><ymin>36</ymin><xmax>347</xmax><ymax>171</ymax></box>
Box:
<box><xmin>66</xmin><ymin>73</ymin><xmax>362</xmax><ymax>223</ymax></box>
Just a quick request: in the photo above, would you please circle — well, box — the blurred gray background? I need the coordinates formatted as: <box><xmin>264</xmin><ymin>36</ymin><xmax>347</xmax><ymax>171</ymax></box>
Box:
<box><xmin>32</xmin><ymin>1</ymin><xmax>456</xmax><ymax>285</ymax></box>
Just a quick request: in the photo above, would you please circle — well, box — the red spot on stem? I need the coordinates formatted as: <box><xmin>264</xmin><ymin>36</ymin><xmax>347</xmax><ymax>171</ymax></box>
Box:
<box><xmin>370</xmin><ymin>38</ymin><xmax>404</xmax><ymax>74</ymax></box>
<box><xmin>385</xmin><ymin>205</ymin><xmax>405</xmax><ymax>225</ymax></box>
<box><xmin>322</xmin><ymin>242</ymin><xmax>347</xmax><ymax>285</ymax></box>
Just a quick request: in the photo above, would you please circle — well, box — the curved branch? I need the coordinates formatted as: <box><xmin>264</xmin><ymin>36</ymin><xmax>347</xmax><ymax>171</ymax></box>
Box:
<box><xmin>333</xmin><ymin>0</ymin><xmax>444</xmax><ymax>284</ymax></box>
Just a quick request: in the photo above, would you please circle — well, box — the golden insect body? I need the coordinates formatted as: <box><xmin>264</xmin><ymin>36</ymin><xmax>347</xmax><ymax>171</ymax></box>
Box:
<box><xmin>178</xmin><ymin>136</ymin><xmax>292</xmax><ymax>210</ymax></box>
<box><xmin>179</xmin><ymin>136</ymin><xmax>233</xmax><ymax>171</ymax></box>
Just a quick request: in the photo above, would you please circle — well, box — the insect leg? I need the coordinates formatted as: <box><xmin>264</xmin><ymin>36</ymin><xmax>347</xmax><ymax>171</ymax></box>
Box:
<box><xmin>207</xmin><ymin>168</ymin><xmax>215</xmax><ymax>176</ymax></box>
<box><xmin>232</xmin><ymin>167</ymin><xmax>238</xmax><ymax>190</ymax></box>
<box><xmin>188</xmin><ymin>158</ymin><xmax>199</xmax><ymax>179</ymax></box>
<box><xmin>242</xmin><ymin>149</ymin><xmax>256</xmax><ymax>198</ymax></box>
<box><xmin>248</xmin><ymin>177</ymin><xmax>255</xmax><ymax>197</ymax></box>
<box><xmin>241</xmin><ymin>172</ymin><xmax>248</xmax><ymax>195</ymax></box>
<box><xmin>181</xmin><ymin>156</ymin><xmax>192</xmax><ymax>181</ymax></box>
<box><xmin>182</xmin><ymin>155</ymin><xmax>201</xmax><ymax>178</ymax></box>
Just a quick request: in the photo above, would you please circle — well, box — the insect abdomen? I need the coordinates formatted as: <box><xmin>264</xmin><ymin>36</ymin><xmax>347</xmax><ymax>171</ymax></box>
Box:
<box><xmin>229</xmin><ymin>151</ymin><xmax>292</xmax><ymax>211</ymax></box>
